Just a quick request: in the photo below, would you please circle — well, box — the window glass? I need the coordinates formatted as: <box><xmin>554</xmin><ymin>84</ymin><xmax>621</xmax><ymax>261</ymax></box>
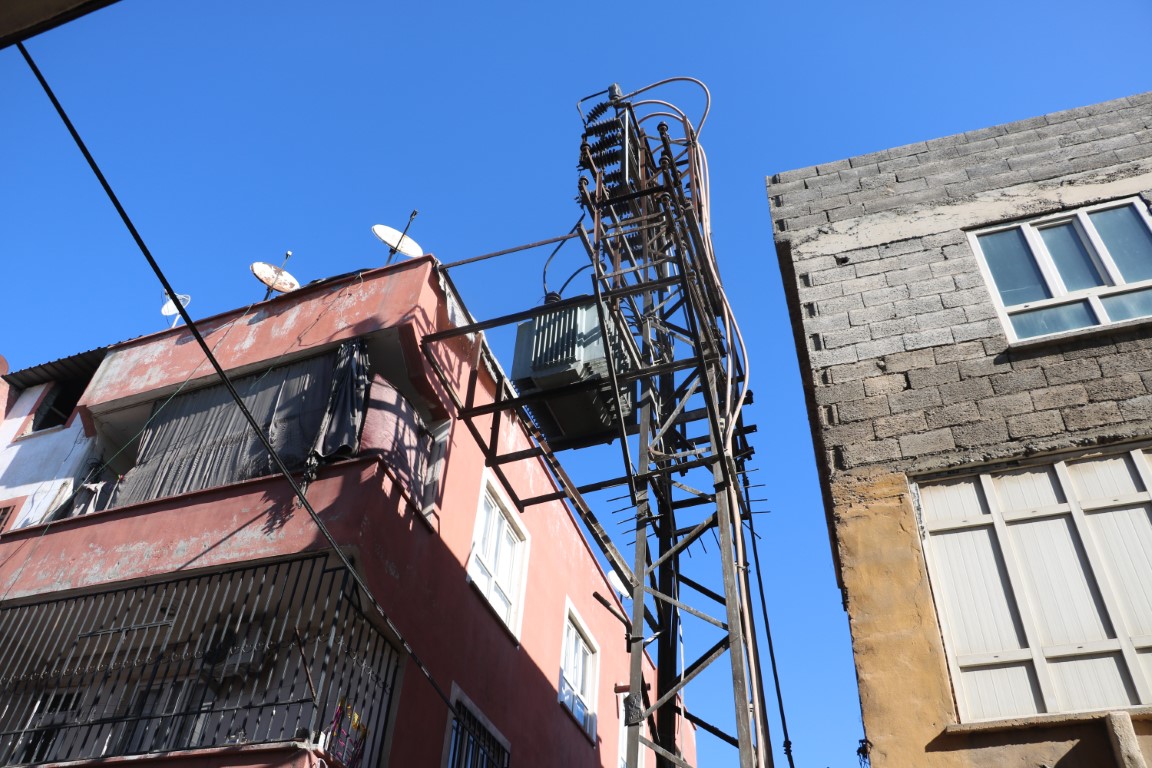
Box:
<box><xmin>560</xmin><ymin>617</ymin><xmax>596</xmax><ymax>736</ymax></box>
<box><xmin>1009</xmin><ymin>301</ymin><xmax>1096</xmax><ymax>339</ymax></box>
<box><xmin>978</xmin><ymin>229</ymin><xmax>1051</xmax><ymax>305</ymax></box>
<box><xmin>469</xmin><ymin>488</ymin><xmax>525</xmax><ymax>630</ymax></box>
<box><xmin>1090</xmin><ymin>206</ymin><xmax>1152</xmax><ymax>283</ymax></box>
<box><xmin>1101</xmin><ymin>287</ymin><xmax>1152</xmax><ymax>323</ymax></box>
<box><xmin>1038</xmin><ymin>222</ymin><xmax>1105</xmax><ymax>291</ymax></box>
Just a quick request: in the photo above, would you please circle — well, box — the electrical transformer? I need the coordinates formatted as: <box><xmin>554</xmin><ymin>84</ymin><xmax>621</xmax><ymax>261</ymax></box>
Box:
<box><xmin>511</xmin><ymin>299</ymin><xmax>633</xmax><ymax>449</ymax></box>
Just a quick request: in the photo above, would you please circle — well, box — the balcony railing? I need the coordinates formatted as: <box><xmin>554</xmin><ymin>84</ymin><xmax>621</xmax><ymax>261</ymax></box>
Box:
<box><xmin>0</xmin><ymin>553</ymin><xmax>400</xmax><ymax>766</ymax></box>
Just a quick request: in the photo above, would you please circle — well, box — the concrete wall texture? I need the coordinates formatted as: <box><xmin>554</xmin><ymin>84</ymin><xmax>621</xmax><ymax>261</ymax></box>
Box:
<box><xmin>769</xmin><ymin>92</ymin><xmax>1152</xmax><ymax>767</ymax></box>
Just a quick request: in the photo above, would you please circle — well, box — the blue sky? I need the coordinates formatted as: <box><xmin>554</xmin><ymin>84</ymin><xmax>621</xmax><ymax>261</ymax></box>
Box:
<box><xmin>2</xmin><ymin>2</ymin><xmax>1150</xmax><ymax>766</ymax></box>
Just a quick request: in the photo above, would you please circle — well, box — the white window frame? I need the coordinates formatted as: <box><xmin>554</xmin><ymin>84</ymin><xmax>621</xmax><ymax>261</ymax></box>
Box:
<box><xmin>559</xmin><ymin>601</ymin><xmax>599</xmax><ymax>739</ymax></box>
<box><xmin>420</xmin><ymin>420</ymin><xmax>452</xmax><ymax>518</ymax></box>
<box><xmin>916</xmin><ymin>447</ymin><xmax>1152</xmax><ymax>722</ymax></box>
<box><xmin>969</xmin><ymin>197</ymin><xmax>1152</xmax><ymax>342</ymax></box>
<box><xmin>466</xmin><ymin>477</ymin><xmax>529</xmax><ymax>638</ymax></box>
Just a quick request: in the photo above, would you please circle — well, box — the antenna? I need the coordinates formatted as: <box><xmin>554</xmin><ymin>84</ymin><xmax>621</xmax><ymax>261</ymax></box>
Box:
<box><xmin>160</xmin><ymin>293</ymin><xmax>192</xmax><ymax>329</ymax></box>
<box><xmin>371</xmin><ymin>210</ymin><xmax>422</xmax><ymax>265</ymax></box>
<box><xmin>251</xmin><ymin>252</ymin><xmax>300</xmax><ymax>301</ymax></box>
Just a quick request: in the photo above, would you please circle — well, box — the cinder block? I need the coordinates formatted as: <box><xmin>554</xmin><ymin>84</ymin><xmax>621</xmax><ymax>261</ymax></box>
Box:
<box><xmin>1119</xmin><ymin>394</ymin><xmax>1152</xmax><ymax>421</ymax></box>
<box><xmin>863</xmin><ymin>373</ymin><xmax>911</xmax><ymax>397</ymax></box>
<box><xmin>838</xmin><ymin>439</ymin><xmax>901</xmax><ymax>468</ymax></box>
<box><xmin>862</xmin><ymin>285</ymin><xmax>911</xmax><ymax>307</ymax></box>
<box><xmin>908</xmin><ymin>276</ymin><xmax>957</xmax><ymax>299</ymax></box>
<box><xmin>939</xmin><ymin>376</ymin><xmax>995</xmax><ymax>405</ymax></box>
<box><xmin>854</xmin><ymin>336</ymin><xmax>907</xmax><ymax>360</ymax></box>
<box><xmin>1032</xmin><ymin>384</ymin><xmax>1089</xmax><ymax>411</ymax></box>
<box><xmin>882</xmin><ymin>348</ymin><xmax>937</xmax><ymax>373</ymax></box>
<box><xmin>1062</xmin><ymin>401</ymin><xmax>1124</xmax><ymax>430</ymax></box>
<box><xmin>925</xmin><ymin>403</ymin><xmax>982</xmax><ymax>429</ymax></box>
<box><xmin>934</xmin><ymin>341</ymin><xmax>986</xmax><ymax>364</ymax></box>
<box><xmin>836</xmin><ymin>396</ymin><xmax>891</xmax><ymax>423</ymax></box>
<box><xmin>977</xmin><ymin>392</ymin><xmax>1034</xmax><ymax>418</ymax></box>
<box><xmin>988</xmin><ymin>367</ymin><xmax>1046</xmax><ymax>395</ymax></box>
<box><xmin>829</xmin><ymin>360</ymin><xmax>886</xmax><ymax>383</ymax></box>
<box><xmin>874</xmin><ymin>411</ymin><xmax>929</xmax><ymax>439</ymax></box>
<box><xmin>907</xmin><ymin>363</ymin><xmax>961</xmax><ymax>389</ymax></box>
<box><xmin>822</xmin><ymin>325</ymin><xmax>872</xmax><ymax>349</ymax></box>
<box><xmin>1044</xmin><ymin>358</ymin><xmax>1103</xmax><ymax>386</ymax></box>
<box><xmin>814</xmin><ymin>380</ymin><xmax>867</xmax><ymax>406</ymax></box>
<box><xmin>899</xmin><ymin>428</ymin><xmax>956</xmax><ymax>457</ymax></box>
<box><xmin>869</xmin><ymin>316</ymin><xmax>921</xmax><ymax>339</ymax></box>
<box><xmin>951</xmin><ymin>319</ymin><xmax>1002</xmax><ymax>343</ymax></box>
<box><xmin>1007</xmin><ymin>411</ymin><xmax>1065</xmax><ymax>439</ymax></box>
<box><xmin>952</xmin><ymin>419</ymin><xmax>1009</xmax><ymax>449</ymax></box>
<box><xmin>888</xmin><ymin>387</ymin><xmax>944</xmax><ymax>415</ymax></box>
<box><xmin>1086</xmin><ymin>373</ymin><xmax>1146</xmax><ymax>402</ymax></box>
<box><xmin>816</xmin><ymin>293</ymin><xmax>864</xmax><ymax>315</ymax></box>
<box><xmin>903</xmin><ymin>327</ymin><xmax>955</xmax><ymax>351</ymax></box>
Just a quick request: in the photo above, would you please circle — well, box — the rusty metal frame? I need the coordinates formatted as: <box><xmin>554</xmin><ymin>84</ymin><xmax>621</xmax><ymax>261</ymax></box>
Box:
<box><xmin>422</xmin><ymin>86</ymin><xmax>770</xmax><ymax>767</ymax></box>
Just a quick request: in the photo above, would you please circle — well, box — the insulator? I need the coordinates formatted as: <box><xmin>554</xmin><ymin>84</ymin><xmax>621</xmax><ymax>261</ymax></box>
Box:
<box><xmin>585</xmin><ymin>100</ymin><xmax>612</xmax><ymax>123</ymax></box>
<box><xmin>588</xmin><ymin>132</ymin><xmax>622</xmax><ymax>155</ymax></box>
<box><xmin>602</xmin><ymin>169</ymin><xmax>627</xmax><ymax>187</ymax></box>
<box><xmin>583</xmin><ymin>118</ymin><xmax>620</xmax><ymax>138</ymax></box>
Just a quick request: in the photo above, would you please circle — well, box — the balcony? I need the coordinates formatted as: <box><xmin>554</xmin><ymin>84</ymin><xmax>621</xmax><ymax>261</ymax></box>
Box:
<box><xmin>0</xmin><ymin>553</ymin><xmax>399</xmax><ymax>767</ymax></box>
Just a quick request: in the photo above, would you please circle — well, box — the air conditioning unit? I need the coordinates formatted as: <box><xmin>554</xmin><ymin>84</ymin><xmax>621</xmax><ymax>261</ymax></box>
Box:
<box><xmin>511</xmin><ymin>299</ymin><xmax>634</xmax><ymax>449</ymax></box>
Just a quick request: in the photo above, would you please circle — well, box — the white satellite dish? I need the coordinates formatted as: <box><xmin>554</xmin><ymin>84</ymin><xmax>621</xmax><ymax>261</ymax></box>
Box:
<box><xmin>371</xmin><ymin>224</ymin><xmax>423</xmax><ymax>259</ymax></box>
<box><xmin>160</xmin><ymin>293</ymin><xmax>192</xmax><ymax>328</ymax></box>
<box><xmin>251</xmin><ymin>261</ymin><xmax>300</xmax><ymax>294</ymax></box>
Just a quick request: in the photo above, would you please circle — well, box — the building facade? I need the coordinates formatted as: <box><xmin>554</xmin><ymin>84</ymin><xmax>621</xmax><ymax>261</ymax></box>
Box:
<box><xmin>770</xmin><ymin>93</ymin><xmax>1152</xmax><ymax>766</ymax></box>
<box><xmin>0</xmin><ymin>257</ymin><xmax>670</xmax><ymax>767</ymax></box>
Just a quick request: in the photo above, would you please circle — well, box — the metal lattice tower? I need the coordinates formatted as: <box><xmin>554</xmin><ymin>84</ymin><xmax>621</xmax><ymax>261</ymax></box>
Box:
<box><xmin>424</xmin><ymin>80</ymin><xmax>770</xmax><ymax>768</ymax></box>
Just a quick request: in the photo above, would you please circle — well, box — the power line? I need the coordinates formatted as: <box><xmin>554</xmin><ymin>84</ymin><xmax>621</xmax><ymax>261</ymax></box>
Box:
<box><xmin>16</xmin><ymin>39</ymin><xmax>459</xmax><ymax>717</ymax></box>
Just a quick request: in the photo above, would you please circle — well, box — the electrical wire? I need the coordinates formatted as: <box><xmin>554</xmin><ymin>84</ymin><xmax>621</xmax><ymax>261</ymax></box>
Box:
<box><xmin>16</xmin><ymin>40</ymin><xmax>460</xmax><ymax>719</ymax></box>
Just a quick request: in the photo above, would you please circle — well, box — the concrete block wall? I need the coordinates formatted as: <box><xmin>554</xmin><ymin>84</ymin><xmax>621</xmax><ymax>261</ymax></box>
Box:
<box><xmin>770</xmin><ymin>93</ymin><xmax>1152</xmax><ymax>768</ymax></box>
<box><xmin>770</xmin><ymin>92</ymin><xmax>1152</xmax><ymax>480</ymax></box>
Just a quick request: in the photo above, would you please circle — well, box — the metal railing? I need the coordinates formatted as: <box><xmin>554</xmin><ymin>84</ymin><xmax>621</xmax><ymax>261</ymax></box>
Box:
<box><xmin>0</xmin><ymin>553</ymin><xmax>400</xmax><ymax>766</ymax></box>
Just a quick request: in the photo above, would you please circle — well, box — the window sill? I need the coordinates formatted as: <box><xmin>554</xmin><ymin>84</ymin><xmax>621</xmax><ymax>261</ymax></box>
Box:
<box><xmin>1006</xmin><ymin>313</ymin><xmax>1152</xmax><ymax>349</ymax></box>
<box><xmin>945</xmin><ymin>705</ymin><xmax>1152</xmax><ymax>735</ymax></box>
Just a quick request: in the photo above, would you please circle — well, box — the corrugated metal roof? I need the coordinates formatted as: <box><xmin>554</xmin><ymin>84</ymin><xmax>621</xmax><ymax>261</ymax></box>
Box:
<box><xmin>2</xmin><ymin>348</ymin><xmax>107</xmax><ymax>390</ymax></box>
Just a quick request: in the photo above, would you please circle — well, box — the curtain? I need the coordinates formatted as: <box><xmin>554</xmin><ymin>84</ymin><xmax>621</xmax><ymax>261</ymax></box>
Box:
<box><xmin>108</xmin><ymin>340</ymin><xmax>369</xmax><ymax>509</ymax></box>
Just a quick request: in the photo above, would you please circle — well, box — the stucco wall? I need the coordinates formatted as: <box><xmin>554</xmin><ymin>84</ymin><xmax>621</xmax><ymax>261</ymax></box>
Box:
<box><xmin>770</xmin><ymin>93</ymin><xmax>1152</xmax><ymax>767</ymax></box>
<box><xmin>0</xmin><ymin>260</ymin><xmax>669</xmax><ymax>768</ymax></box>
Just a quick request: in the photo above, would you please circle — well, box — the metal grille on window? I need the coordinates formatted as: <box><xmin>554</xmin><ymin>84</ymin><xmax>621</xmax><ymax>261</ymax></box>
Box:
<box><xmin>0</xmin><ymin>554</ymin><xmax>401</xmax><ymax>765</ymax></box>
<box><xmin>447</xmin><ymin>703</ymin><xmax>509</xmax><ymax>768</ymax></box>
<box><xmin>917</xmin><ymin>449</ymin><xmax>1152</xmax><ymax>721</ymax></box>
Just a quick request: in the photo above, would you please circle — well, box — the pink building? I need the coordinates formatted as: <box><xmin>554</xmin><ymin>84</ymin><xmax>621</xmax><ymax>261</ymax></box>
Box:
<box><xmin>0</xmin><ymin>258</ymin><xmax>681</xmax><ymax>767</ymax></box>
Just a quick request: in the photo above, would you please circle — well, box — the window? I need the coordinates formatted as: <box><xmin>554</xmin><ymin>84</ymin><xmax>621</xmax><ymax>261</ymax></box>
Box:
<box><xmin>446</xmin><ymin>701</ymin><xmax>509</xmax><ymax>768</ymax></box>
<box><xmin>467</xmin><ymin>484</ymin><xmax>527</xmax><ymax>631</ymax></box>
<box><xmin>27</xmin><ymin>380</ymin><xmax>86</xmax><ymax>433</ymax></box>
<box><xmin>0</xmin><ymin>504</ymin><xmax>15</xmax><ymax>534</ymax></box>
<box><xmin>421</xmin><ymin>420</ymin><xmax>451</xmax><ymax>516</ymax></box>
<box><xmin>559</xmin><ymin>610</ymin><xmax>598</xmax><ymax>737</ymax></box>
<box><xmin>970</xmin><ymin>198</ymin><xmax>1152</xmax><ymax>340</ymax></box>
<box><xmin>917</xmin><ymin>449</ymin><xmax>1152</xmax><ymax>721</ymax></box>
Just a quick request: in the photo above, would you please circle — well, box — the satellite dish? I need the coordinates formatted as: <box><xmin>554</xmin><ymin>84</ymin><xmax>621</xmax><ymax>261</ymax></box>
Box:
<box><xmin>371</xmin><ymin>224</ymin><xmax>423</xmax><ymax>259</ymax></box>
<box><xmin>160</xmin><ymin>294</ymin><xmax>192</xmax><ymax>328</ymax></box>
<box><xmin>251</xmin><ymin>262</ymin><xmax>300</xmax><ymax>294</ymax></box>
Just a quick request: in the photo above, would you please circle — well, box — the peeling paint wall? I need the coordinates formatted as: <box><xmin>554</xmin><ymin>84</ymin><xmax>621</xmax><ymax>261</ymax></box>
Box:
<box><xmin>0</xmin><ymin>260</ymin><xmax>663</xmax><ymax>768</ymax></box>
<box><xmin>770</xmin><ymin>92</ymin><xmax>1152</xmax><ymax>767</ymax></box>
